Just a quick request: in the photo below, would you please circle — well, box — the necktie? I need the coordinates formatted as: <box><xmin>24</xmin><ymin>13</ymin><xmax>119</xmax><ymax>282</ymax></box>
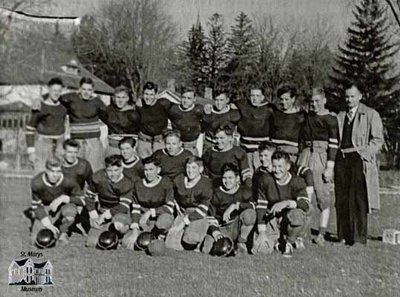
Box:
<box><xmin>347</xmin><ymin>110</ymin><xmax>354</xmax><ymax>122</ymax></box>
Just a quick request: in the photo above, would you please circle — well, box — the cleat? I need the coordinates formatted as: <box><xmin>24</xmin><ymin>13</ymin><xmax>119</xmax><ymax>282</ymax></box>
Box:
<box><xmin>58</xmin><ymin>233</ymin><xmax>69</xmax><ymax>245</ymax></box>
<box><xmin>236</xmin><ymin>242</ymin><xmax>248</xmax><ymax>254</ymax></box>
<box><xmin>294</xmin><ymin>237</ymin><xmax>305</xmax><ymax>249</ymax></box>
<box><xmin>313</xmin><ymin>234</ymin><xmax>325</xmax><ymax>246</ymax></box>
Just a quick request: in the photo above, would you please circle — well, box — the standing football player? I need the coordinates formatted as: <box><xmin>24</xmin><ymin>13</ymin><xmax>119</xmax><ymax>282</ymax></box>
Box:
<box><xmin>59</xmin><ymin>77</ymin><xmax>106</xmax><ymax>171</ymax></box>
<box><xmin>297</xmin><ymin>87</ymin><xmax>339</xmax><ymax>246</ymax></box>
<box><xmin>99</xmin><ymin>85</ymin><xmax>140</xmax><ymax>156</ymax></box>
<box><xmin>26</xmin><ymin>77</ymin><xmax>67</xmax><ymax>173</ymax></box>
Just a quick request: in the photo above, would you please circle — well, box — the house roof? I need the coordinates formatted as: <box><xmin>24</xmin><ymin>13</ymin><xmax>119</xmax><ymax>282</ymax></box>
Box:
<box><xmin>157</xmin><ymin>89</ymin><xmax>213</xmax><ymax>106</ymax></box>
<box><xmin>0</xmin><ymin>31</ymin><xmax>114</xmax><ymax>95</ymax></box>
<box><xmin>15</xmin><ymin>258</ymin><xmax>29</xmax><ymax>266</ymax></box>
<box><xmin>0</xmin><ymin>101</ymin><xmax>31</xmax><ymax>112</ymax></box>
<box><xmin>34</xmin><ymin>261</ymin><xmax>48</xmax><ymax>268</ymax></box>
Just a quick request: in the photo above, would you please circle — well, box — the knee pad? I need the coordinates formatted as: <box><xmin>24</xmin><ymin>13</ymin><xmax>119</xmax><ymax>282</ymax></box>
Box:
<box><xmin>182</xmin><ymin>219</ymin><xmax>209</xmax><ymax>246</ymax></box>
<box><xmin>240</xmin><ymin>209</ymin><xmax>256</xmax><ymax>226</ymax></box>
<box><xmin>112</xmin><ymin>213</ymin><xmax>131</xmax><ymax>226</ymax></box>
<box><xmin>155</xmin><ymin>214</ymin><xmax>174</xmax><ymax>231</ymax></box>
<box><xmin>61</xmin><ymin>204</ymin><xmax>78</xmax><ymax>218</ymax></box>
<box><xmin>286</xmin><ymin>209</ymin><xmax>306</xmax><ymax>227</ymax></box>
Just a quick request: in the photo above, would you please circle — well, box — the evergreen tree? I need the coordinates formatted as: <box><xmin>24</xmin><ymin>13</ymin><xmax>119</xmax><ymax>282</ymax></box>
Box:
<box><xmin>224</xmin><ymin>12</ymin><xmax>258</xmax><ymax>101</ymax></box>
<box><xmin>330</xmin><ymin>0</ymin><xmax>399</xmax><ymax>113</ymax></box>
<box><xmin>205</xmin><ymin>13</ymin><xmax>229</xmax><ymax>94</ymax></box>
<box><xmin>331</xmin><ymin>0</ymin><xmax>400</xmax><ymax>166</ymax></box>
<box><xmin>185</xmin><ymin>18</ymin><xmax>208</xmax><ymax>96</ymax></box>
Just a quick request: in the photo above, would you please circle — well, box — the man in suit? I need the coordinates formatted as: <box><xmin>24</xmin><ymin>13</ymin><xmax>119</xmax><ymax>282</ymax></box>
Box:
<box><xmin>334</xmin><ymin>81</ymin><xmax>384</xmax><ymax>246</ymax></box>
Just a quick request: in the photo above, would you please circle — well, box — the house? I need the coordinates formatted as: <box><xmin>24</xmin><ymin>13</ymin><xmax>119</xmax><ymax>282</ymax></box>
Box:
<box><xmin>8</xmin><ymin>258</ymin><xmax>53</xmax><ymax>286</ymax></box>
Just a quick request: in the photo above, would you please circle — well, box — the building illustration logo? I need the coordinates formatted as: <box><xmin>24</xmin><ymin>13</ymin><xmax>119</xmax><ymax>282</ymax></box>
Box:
<box><xmin>8</xmin><ymin>257</ymin><xmax>53</xmax><ymax>286</ymax></box>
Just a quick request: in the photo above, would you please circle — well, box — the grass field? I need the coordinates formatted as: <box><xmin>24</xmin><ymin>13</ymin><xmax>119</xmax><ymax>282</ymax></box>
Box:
<box><xmin>0</xmin><ymin>173</ymin><xmax>399</xmax><ymax>297</ymax></box>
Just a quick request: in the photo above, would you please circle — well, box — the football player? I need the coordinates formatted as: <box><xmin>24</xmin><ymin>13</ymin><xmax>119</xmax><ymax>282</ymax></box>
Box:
<box><xmin>254</xmin><ymin>151</ymin><xmax>311</xmax><ymax>258</ymax></box>
<box><xmin>298</xmin><ymin>87</ymin><xmax>339</xmax><ymax>246</ymax></box>
<box><xmin>206</xmin><ymin>163</ymin><xmax>256</xmax><ymax>254</ymax></box>
<box><xmin>122</xmin><ymin>156</ymin><xmax>175</xmax><ymax>250</ymax></box>
<box><xmin>152</xmin><ymin>129</ymin><xmax>193</xmax><ymax>180</ymax></box>
<box><xmin>118</xmin><ymin>137</ymin><xmax>143</xmax><ymax>182</ymax></box>
<box><xmin>26</xmin><ymin>77</ymin><xmax>67</xmax><ymax>173</ymax></box>
<box><xmin>166</xmin><ymin>156</ymin><xmax>214</xmax><ymax>251</ymax></box>
<box><xmin>30</xmin><ymin>156</ymin><xmax>85</xmax><ymax>245</ymax></box>
<box><xmin>168</xmin><ymin>86</ymin><xmax>204</xmax><ymax>156</ymax></box>
<box><xmin>202</xmin><ymin>123</ymin><xmax>252</xmax><ymax>188</ymax></box>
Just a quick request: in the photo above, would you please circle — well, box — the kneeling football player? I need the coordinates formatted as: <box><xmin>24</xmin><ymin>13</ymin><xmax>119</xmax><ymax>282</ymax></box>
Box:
<box><xmin>30</xmin><ymin>156</ymin><xmax>85</xmax><ymax>246</ymax></box>
<box><xmin>122</xmin><ymin>156</ymin><xmax>175</xmax><ymax>250</ymax></box>
<box><xmin>204</xmin><ymin>163</ymin><xmax>256</xmax><ymax>254</ymax></box>
<box><xmin>254</xmin><ymin>151</ymin><xmax>312</xmax><ymax>258</ymax></box>
<box><xmin>84</xmin><ymin>155</ymin><xmax>133</xmax><ymax>248</ymax></box>
<box><xmin>165</xmin><ymin>156</ymin><xmax>215</xmax><ymax>251</ymax></box>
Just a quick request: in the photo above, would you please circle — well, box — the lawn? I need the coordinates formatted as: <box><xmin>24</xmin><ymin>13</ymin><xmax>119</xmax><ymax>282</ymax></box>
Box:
<box><xmin>0</xmin><ymin>174</ymin><xmax>399</xmax><ymax>297</ymax></box>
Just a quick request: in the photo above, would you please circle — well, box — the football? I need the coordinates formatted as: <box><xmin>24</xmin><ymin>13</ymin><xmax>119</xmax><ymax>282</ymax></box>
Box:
<box><xmin>35</xmin><ymin>229</ymin><xmax>57</xmax><ymax>249</ymax></box>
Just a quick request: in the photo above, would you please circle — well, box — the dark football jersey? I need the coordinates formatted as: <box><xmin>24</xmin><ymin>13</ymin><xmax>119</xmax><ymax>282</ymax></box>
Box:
<box><xmin>60</xmin><ymin>93</ymin><xmax>106</xmax><ymax>139</ymax></box>
<box><xmin>131</xmin><ymin>177</ymin><xmax>175</xmax><ymax>224</ymax></box>
<box><xmin>168</xmin><ymin>104</ymin><xmax>204</xmax><ymax>142</ymax></box>
<box><xmin>202</xmin><ymin>107</ymin><xmax>241</xmax><ymax>142</ymax></box>
<box><xmin>270</xmin><ymin>110</ymin><xmax>305</xmax><ymax>148</ymax></box>
<box><xmin>25</xmin><ymin>97</ymin><xmax>67</xmax><ymax>148</ymax></box>
<box><xmin>99</xmin><ymin>104</ymin><xmax>140</xmax><ymax>135</ymax></box>
<box><xmin>173</xmin><ymin>174</ymin><xmax>213</xmax><ymax>221</ymax></box>
<box><xmin>202</xmin><ymin>146</ymin><xmax>252</xmax><ymax>185</ymax></box>
<box><xmin>255</xmin><ymin>173</ymin><xmax>309</xmax><ymax>224</ymax></box>
<box><xmin>152</xmin><ymin>148</ymin><xmax>192</xmax><ymax>180</ymax></box>
<box><xmin>300</xmin><ymin>111</ymin><xmax>339</xmax><ymax>161</ymax></box>
<box><xmin>236</xmin><ymin>101</ymin><xmax>273</xmax><ymax>138</ymax></box>
<box><xmin>31</xmin><ymin>173</ymin><xmax>83</xmax><ymax>220</ymax></box>
<box><xmin>62</xmin><ymin>157</ymin><xmax>93</xmax><ymax>190</ymax></box>
<box><xmin>86</xmin><ymin>170</ymin><xmax>133</xmax><ymax>215</ymax></box>
<box><xmin>122</xmin><ymin>157</ymin><xmax>143</xmax><ymax>182</ymax></box>
<box><xmin>211</xmin><ymin>185</ymin><xmax>255</xmax><ymax>223</ymax></box>
<box><xmin>137</xmin><ymin>98</ymin><xmax>172</xmax><ymax>136</ymax></box>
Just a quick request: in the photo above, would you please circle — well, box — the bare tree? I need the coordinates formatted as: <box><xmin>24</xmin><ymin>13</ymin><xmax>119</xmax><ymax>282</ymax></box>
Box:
<box><xmin>72</xmin><ymin>0</ymin><xmax>177</xmax><ymax>100</ymax></box>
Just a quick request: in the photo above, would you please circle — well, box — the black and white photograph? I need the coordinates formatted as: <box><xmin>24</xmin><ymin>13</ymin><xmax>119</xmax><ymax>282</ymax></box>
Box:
<box><xmin>0</xmin><ymin>0</ymin><xmax>399</xmax><ymax>296</ymax></box>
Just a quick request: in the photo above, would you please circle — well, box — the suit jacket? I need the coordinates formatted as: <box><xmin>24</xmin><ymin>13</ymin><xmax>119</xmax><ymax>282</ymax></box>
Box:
<box><xmin>337</xmin><ymin>103</ymin><xmax>384</xmax><ymax>211</ymax></box>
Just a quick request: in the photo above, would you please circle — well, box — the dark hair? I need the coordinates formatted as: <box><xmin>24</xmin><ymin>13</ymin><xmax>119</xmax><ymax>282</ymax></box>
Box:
<box><xmin>221</xmin><ymin>163</ymin><xmax>240</xmax><ymax>176</ymax></box>
<box><xmin>112</xmin><ymin>85</ymin><xmax>134</xmax><ymax>107</ymax></box>
<box><xmin>142</xmin><ymin>156</ymin><xmax>160</xmax><ymax>167</ymax></box>
<box><xmin>180</xmin><ymin>85</ymin><xmax>195</xmax><ymax>96</ymax></box>
<box><xmin>79</xmin><ymin>77</ymin><xmax>94</xmax><ymax>87</ymax></box>
<box><xmin>277</xmin><ymin>84</ymin><xmax>297</xmax><ymax>98</ymax></box>
<box><xmin>214</xmin><ymin>91</ymin><xmax>230</xmax><ymax>103</ymax></box>
<box><xmin>271</xmin><ymin>151</ymin><xmax>290</xmax><ymax>163</ymax></box>
<box><xmin>62</xmin><ymin>138</ymin><xmax>80</xmax><ymax>150</ymax></box>
<box><xmin>214</xmin><ymin>122</ymin><xmax>234</xmax><ymax>136</ymax></box>
<box><xmin>185</xmin><ymin>156</ymin><xmax>203</xmax><ymax>167</ymax></box>
<box><xmin>105</xmin><ymin>155</ymin><xmax>123</xmax><ymax>168</ymax></box>
<box><xmin>48</xmin><ymin>77</ymin><xmax>64</xmax><ymax>87</ymax></box>
<box><xmin>343</xmin><ymin>80</ymin><xmax>365</xmax><ymax>94</ymax></box>
<box><xmin>45</xmin><ymin>156</ymin><xmax>62</xmax><ymax>169</ymax></box>
<box><xmin>258</xmin><ymin>142</ymin><xmax>276</xmax><ymax>153</ymax></box>
<box><xmin>118</xmin><ymin>137</ymin><xmax>136</xmax><ymax>149</ymax></box>
<box><xmin>163</xmin><ymin>129</ymin><xmax>181</xmax><ymax>140</ymax></box>
<box><xmin>143</xmin><ymin>81</ymin><xmax>158</xmax><ymax>93</ymax></box>
<box><xmin>312</xmin><ymin>86</ymin><xmax>326</xmax><ymax>97</ymax></box>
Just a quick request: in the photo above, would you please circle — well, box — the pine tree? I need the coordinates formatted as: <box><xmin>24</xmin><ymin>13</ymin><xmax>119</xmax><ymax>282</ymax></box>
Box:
<box><xmin>330</xmin><ymin>0</ymin><xmax>399</xmax><ymax>113</ymax></box>
<box><xmin>185</xmin><ymin>18</ymin><xmax>208</xmax><ymax>96</ymax></box>
<box><xmin>205</xmin><ymin>13</ymin><xmax>229</xmax><ymax>94</ymax></box>
<box><xmin>224</xmin><ymin>12</ymin><xmax>258</xmax><ymax>101</ymax></box>
<box><xmin>331</xmin><ymin>0</ymin><xmax>400</xmax><ymax>166</ymax></box>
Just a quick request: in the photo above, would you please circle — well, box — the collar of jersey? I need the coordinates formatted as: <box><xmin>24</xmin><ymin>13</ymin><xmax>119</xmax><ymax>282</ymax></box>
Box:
<box><xmin>219</xmin><ymin>184</ymin><xmax>240</xmax><ymax>194</ymax></box>
<box><xmin>143</xmin><ymin>175</ymin><xmax>162</xmax><ymax>187</ymax></box>
<box><xmin>212</xmin><ymin>146</ymin><xmax>233</xmax><ymax>152</ymax></box>
<box><xmin>184</xmin><ymin>175</ymin><xmax>202</xmax><ymax>189</ymax></box>
<box><xmin>163</xmin><ymin>148</ymin><xmax>184</xmax><ymax>157</ymax></box>
<box><xmin>122</xmin><ymin>156</ymin><xmax>140</xmax><ymax>168</ymax></box>
<box><xmin>62</xmin><ymin>158</ymin><xmax>79</xmax><ymax>168</ymax></box>
<box><xmin>276</xmin><ymin>172</ymin><xmax>292</xmax><ymax>186</ymax></box>
<box><xmin>42</xmin><ymin>99</ymin><xmax>60</xmax><ymax>106</ymax></box>
<box><xmin>42</xmin><ymin>172</ymin><xmax>64</xmax><ymax>187</ymax></box>
<box><xmin>212</xmin><ymin>106</ymin><xmax>230</xmax><ymax>114</ymax></box>
<box><xmin>179</xmin><ymin>104</ymin><xmax>195</xmax><ymax>112</ymax></box>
